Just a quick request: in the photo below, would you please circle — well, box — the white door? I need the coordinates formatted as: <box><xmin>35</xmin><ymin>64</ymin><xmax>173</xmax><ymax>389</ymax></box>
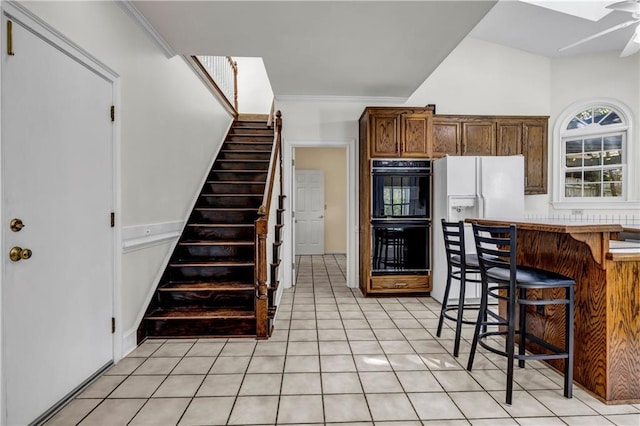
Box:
<box><xmin>295</xmin><ymin>170</ymin><xmax>325</xmax><ymax>255</ymax></box>
<box><xmin>2</xmin><ymin>16</ymin><xmax>114</xmax><ymax>425</ymax></box>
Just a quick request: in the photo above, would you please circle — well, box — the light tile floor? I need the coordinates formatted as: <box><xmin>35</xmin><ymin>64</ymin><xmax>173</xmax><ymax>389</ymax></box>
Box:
<box><xmin>44</xmin><ymin>255</ymin><xmax>640</xmax><ymax>426</ymax></box>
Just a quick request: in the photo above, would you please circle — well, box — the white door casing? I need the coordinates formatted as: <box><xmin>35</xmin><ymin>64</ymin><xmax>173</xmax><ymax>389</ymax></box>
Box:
<box><xmin>1</xmin><ymin>8</ymin><xmax>118</xmax><ymax>425</ymax></box>
<box><xmin>295</xmin><ymin>169</ymin><xmax>325</xmax><ymax>255</ymax></box>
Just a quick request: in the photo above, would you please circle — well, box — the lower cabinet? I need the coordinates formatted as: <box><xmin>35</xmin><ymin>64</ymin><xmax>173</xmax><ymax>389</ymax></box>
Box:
<box><xmin>369</xmin><ymin>275</ymin><xmax>431</xmax><ymax>294</ymax></box>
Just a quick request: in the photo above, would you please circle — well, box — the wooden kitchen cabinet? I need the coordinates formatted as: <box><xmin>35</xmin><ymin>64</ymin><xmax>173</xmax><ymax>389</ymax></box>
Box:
<box><xmin>431</xmin><ymin>114</ymin><xmax>548</xmax><ymax>194</ymax></box>
<box><xmin>496</xmin><ymin>117</ymin><xmax>548</xmax><ymax>194</ymax></box>
<box><xmin>364</xmin><ymin>107</ymin><xmax>433</xmax><ymax>158</ymax></box>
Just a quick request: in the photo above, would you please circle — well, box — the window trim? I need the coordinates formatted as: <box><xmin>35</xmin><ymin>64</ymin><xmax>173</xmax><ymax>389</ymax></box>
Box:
<box><xmin>552</xmin><ymin>99</ymin><xmax>636</xmax><ymax>209</ymax></box>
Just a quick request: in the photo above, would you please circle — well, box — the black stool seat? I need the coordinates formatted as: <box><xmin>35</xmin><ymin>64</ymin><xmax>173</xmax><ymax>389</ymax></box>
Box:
<box><xmin>486</xmin><ymin>266</ymin><xmax>575</xmax><ymax>288</ymax></box>
<box><xmin>467</xmin><ymin>222</ymin><xmax>575</xmax><ymax>405</ymax></box>
<box><xmin>436</xmin><ymin>220</ymin><xmax>482</xmax><ymax>357</ymax></box>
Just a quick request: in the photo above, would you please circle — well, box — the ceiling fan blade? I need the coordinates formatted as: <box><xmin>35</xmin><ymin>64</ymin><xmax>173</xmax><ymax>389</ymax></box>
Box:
<box><xmin>559</xmin><ymin>19</ymin><xmax>639</xmax><ymax>51</ymax></box>
<box><xmin>620</xmin><ymin>31</ymin><xmax>640</xmax><ymax>56</ymax></box>
<box><xmin>606</xmin><ymin>0</ymin><xmax>640</xmax><ymax>13</ymax></box>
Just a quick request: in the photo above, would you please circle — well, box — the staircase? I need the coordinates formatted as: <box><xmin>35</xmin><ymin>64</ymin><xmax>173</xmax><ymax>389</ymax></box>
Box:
<box><xmin>137</xmin><ymin>114</ymin><xmax>284</xmax><ymax>341</ymax></box>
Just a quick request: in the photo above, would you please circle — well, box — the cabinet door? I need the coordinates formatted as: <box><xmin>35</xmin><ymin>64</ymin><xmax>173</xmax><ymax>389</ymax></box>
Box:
<box><xmin>370</xmin><ymin>113</ymin><xmax>400</xmax><ymax>157</ymax></box>
<box><xmin>401</xmin><ymin>113</ymin><xmax>430</xmax><ymax>157</ymax></box>
<box><xmin>461</xmin><ymin>121</ymin><xmax>495</xmax><ymax>155</ymax></box>
<box><xmin>432</xmin><ymin>119</ymin><xmax>460</xmax><ymax>157</ymax></box>
<box><xmin>523</xmin><ymin>120</ymin><xmax>547</xmax><ymax>194</ymax></box>
<box><xmin>496</xmin><ymin>121</ymin><xmax>523</xmax><ymax>156</ymax></box>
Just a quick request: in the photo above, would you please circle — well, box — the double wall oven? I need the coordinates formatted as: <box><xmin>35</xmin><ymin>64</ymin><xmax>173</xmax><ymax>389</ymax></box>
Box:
<box><xmin>370</xmin><ymin>159</ymin><xmax>431</xmax><ymax>276</ymax></box>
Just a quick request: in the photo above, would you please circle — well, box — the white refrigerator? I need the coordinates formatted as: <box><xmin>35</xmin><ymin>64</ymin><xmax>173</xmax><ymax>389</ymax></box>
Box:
<box><xmin>431</xmin><ymin>155</ymin><xmax>525</xmax><ymax>303</ymax></box>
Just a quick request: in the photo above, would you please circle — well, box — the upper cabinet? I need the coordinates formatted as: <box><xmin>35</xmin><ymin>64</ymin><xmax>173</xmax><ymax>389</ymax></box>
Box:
<box><xmin>431</xmin><ymin>115</ymin><xmax>548</xmax><ymax>195</ymax></box>
<box><xmin>363</xmin><ymin>107</ymin><xmax>433</xmax><ymax>158</ymax></box>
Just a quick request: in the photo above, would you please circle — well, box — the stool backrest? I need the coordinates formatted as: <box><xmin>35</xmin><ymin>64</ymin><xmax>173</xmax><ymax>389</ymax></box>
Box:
<box><xmin>471</xmin><ymin>222</ymin><xmax>518</xmax><ymax>286</ymax></box>
<box><xmin>441</xmin><ymin>220</ymin><xmax>466</xmax><ymax>264</ymax></box>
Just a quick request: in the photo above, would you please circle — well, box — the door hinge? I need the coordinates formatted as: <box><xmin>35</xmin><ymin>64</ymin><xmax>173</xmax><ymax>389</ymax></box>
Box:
<box><xmin>292</xmin><ymin>159</ymin><xmax>295</xmax><ymax>166</ymax></box>
<box><xmin>292</xmin><ymin>262</ymin><xmax>295</xmax><ymax>270</ymax></box>
<box><xmin>111</xmin><ymin>317</ymin><xmax>116</xmax><ymax>333</ymax></box>
<box><xmin>110</xmin><ymin>105</ymin><xmax>115</xmax><ymax>122</ymax></box>
<box><xmin>110</xmin><ymin>212</ymin><xmax>115</xmax><ymax>227</ymax></box>
<box><xmin>7</xmin><ymin>20</ymin><xmax>15</xmax><ymax>56</ymax></box>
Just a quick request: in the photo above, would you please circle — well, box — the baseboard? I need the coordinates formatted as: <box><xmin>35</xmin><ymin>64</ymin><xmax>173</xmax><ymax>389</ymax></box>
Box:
<box><xmin>121</xmin><ymin>329</ymin><xmax>138</xmax><ymax>356</ymax></box>
<box><xmin>323</xmin><ymin>251</ymin><xmax>347</xmax><ymax>255</ymax></box>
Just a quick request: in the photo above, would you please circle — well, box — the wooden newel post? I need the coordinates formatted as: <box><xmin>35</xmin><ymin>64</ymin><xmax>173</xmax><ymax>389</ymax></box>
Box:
<box><xmin>255</xmin><ymin>212</ymin><xmax>269</xmax><ymax>339</ymax></box>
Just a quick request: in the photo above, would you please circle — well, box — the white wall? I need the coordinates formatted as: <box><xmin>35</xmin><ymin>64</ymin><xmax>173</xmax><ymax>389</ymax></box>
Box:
<box><xmin>407</xmin><ymin>37</ymin><xmax>551</xmax><ymax>116</ymax></box>
<box><xmin>549</xmin><ymin>51</ymin><xmax>640</xmax><ymax>215</ymax></box>
<box><xmin>235</xmin><ymin>57</ymin><xmax>274</xmax><ymax>114</ymax></box>
<box><xmin>20</xmin><ymin>1</ymin><xmax>233</xmax><ymax>348</ymax></box>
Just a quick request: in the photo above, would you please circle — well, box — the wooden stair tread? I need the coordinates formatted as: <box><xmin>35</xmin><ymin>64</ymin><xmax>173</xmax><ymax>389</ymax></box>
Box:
<box><xmin>170</xmin><ymin>261</ymin><xmax>254</xmax><ymax>267</ymax></box>
<box><xmin>211</xmin><ymin>169</ymin><xmax>268</xmax><ymax>173</ymax></box>
<box><xmin>194</xmin><ymin>207</ymin><xmax>257</xmax><ymax>211</ymax></box>
<box><xmin>186</xmin><ymin>224</ymin><xmax>253</xmax><ymax>227</ymax></box>
<box><xmin>179</xmin><ymin>241</ymin><xmax>253</xmax><ymax>246</ymax></box>
<box><xmin>159</xmin><ymin>282</ymin><xmax>254</xmax><ymax>291</ymax></box>
<box><xmin>216</xmin><ymin>159</ymin><xmax>269</xmax><ymax>163</ymax></box>
<box><xmin>200</xmin><ymin>193</ymin><xmax>262</xmax><ymax>197</ymax></box>
<box><xmin>146</xmin><ymin>307</ymin><xmax>255</xmax><ymax>320</ymax></box>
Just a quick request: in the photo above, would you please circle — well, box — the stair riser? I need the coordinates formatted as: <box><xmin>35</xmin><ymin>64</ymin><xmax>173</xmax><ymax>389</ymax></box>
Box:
<box><xmin>229</xmin><ymin>128</ymin><xmax>273</xmax><ymax>136</ymax></box>
<box><xmin>157</xmin><ymin>290</ymin><xmax>254</xmax><ymax>309</ymax></box>
<box><xmin>218</xmin><ymin>151</ymin><xmax>271</xmax><ymax>161</ymax></box>
<box><xmin>197</xmin><ymin>196</ymin><xmax>261</xmax><ymax>209</ymax></box>
<box><xmin>190</xmin><ymin>210</ymin><xmax>257</xmax><ymax>224</ymax></box>
<box><xmin>176</xmin><ymin>245</ymin><xmax>254</xmax><ymax>261</ymax></box>
<box><xmin>226</xmin><ymin>135</ymin><xmax>273</xmax><ymax>142</ymax></box>
<box><xmin>205</xmin><ymin>182</ymin><xmax>264</xmax><ymax>194</ymax></box>
<box><xmin>169</xmin><ymin>265</ymin><xmax>254</xmax><ymax>282</ymax></box>
<box><xmin>223</xmin><ymin>142</ymin><xmax>272</xmax><ymax>152</ymax></box>
<box><xmin>144</xmin><ymin>318</ymin><xmax>256</xmax><ymax>337</ymax></box>
<box><xmin>185</xmin><ymin>226</ymin><xmax>254</xmax><ymax>241</ymax></box>
<box><xmin>208</xmin><ymin>171</ymin><xmax>268</xmax><ymax>182</ymax></box>
<box><xmin>214</xmin><ymin>162</ymin><xmax>269</xmax><ymax>171</ymax></box>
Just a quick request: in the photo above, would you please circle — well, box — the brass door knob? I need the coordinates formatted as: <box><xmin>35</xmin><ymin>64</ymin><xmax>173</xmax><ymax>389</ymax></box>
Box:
<box><xmin>10</xmin><ymin>218</ymin><xmax>25</xmax><ymax>232</ymax></box>
<box><xmin>9</xmin><ymin>247</ymin><xmax>32</xmax><ymax>262</ymax></box>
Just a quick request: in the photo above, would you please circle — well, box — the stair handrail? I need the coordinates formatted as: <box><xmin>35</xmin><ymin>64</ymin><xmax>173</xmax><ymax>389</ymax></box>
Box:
<box><xmin>255</xmin><ymin>110</ymin><xmax>282</xmax><ymax>338</ymax></box>
<box><xmin>192</xmin><ymin>55</ymin><xmax>238</xmax><ymax>116</ymax></box>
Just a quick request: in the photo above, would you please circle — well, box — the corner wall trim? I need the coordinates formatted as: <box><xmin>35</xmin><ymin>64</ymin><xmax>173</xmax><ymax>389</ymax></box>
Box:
<box><xmin>117</xmin><ymin>1</ymin><xmax>175</xmax><ymax>58</ymax></box>
<box><xmin>122</xmin><ymin>221</ymin><xmax>183</xmax><ymax>253</ymax></box>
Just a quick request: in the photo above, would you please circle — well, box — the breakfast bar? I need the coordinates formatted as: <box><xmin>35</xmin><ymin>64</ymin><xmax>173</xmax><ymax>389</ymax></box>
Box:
<box><xmin>469</xmin><ymin>218</ymin><xmax>640</xmax><ymax>405</ymax></box>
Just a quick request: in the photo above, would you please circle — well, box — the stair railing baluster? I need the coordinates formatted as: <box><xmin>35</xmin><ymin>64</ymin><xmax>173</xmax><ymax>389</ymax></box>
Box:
<box><xmin>255</xmin><ymin>111</ymin><xmax>283</xmax><ymax>338</ymax></box>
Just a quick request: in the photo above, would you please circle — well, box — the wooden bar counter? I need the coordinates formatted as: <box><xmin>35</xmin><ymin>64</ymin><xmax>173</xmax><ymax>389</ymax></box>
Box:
<box><xmin>469</xmin><ymin>218</ymin><xmax>640</xmax><ymax>404</ymax></box>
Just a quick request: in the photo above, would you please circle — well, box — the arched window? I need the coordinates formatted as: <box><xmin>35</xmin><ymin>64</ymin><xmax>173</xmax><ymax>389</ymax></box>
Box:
<box><xmin>555</xmin><ymin>101</ymin><xmax>633</xmax><ymax>205</ymax></box>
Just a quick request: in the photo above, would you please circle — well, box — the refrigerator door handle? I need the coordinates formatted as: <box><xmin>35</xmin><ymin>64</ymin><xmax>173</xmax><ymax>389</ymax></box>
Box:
<box><xmin>478</xmin><ymin>195</ymin><xmax>486</xmax><ymax>218</ymax></box>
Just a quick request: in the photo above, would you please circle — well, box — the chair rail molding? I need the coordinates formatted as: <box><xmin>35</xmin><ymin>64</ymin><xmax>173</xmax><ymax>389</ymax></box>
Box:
<box><xmin>122</xmin><ymin>221</ymin><xmax>183</xmax><ymax>253</ymax></box>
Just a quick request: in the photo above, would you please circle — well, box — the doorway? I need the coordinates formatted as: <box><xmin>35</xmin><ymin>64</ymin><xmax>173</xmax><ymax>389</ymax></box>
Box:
<box><xmin>284</xmin><ymin>141</ymin><xmax>356</xmax><ymax>289</ymax></box>
<box><xmin>295</xmin><ymin>169</ymin><xmax>325</xmax><ymax>255</ymax></box>
<box><xmin>1</xmin><ymin>8</ymin><xmax>117</xmax><ymax>425</ymax></box>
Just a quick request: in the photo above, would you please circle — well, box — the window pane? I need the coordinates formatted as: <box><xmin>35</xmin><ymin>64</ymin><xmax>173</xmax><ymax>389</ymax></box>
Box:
<box><xmin>584</xmin><ymin>138</ymin><xmax>601</xmax><ymax>152</ymax></box>
<box><xmin>600</xmin><ymin>111</ymin><xmax>622</xmax><ymax>126</ymax></box>
<box><xmin>567</xmin><ymin>118</ymin><xmax>585</xmax><ymax>130</ymax></box>
<box><xmin>577</xmin><ymin>108</ymin><xmax>593</xmax><ymax>125</ymax></box>
<box><xmin>603</xmin><ymin>150</ymin><xmax>621</xmax><ymax>165</ymax></box>
<box><xmin>584</xmin><ymin>170</ymin><xmax>601</xmax><ymax>183</ymax></box>
<box><xmin>584</xmin><ymin>183</ymin><xmax>601</xmax><ymax>197</ymax></box>
<box><xmin>603</xmin><ymin>168</ymin><xmax>622</xmax><ymax>182</ymax></box>
<box><xmin>565</xmin><ymin>171</ymin><xmax>582</xmax><ymax>197</ymax></box>
<box><xmin>603</xmin><ymin>182</ymin><xmax>622</xmax><ymax>197</ymax></box>
<box><xmin>603</xmin><ymin>135</ymin><xmax>622</xmax><ymax>151</ymax></box>
<box><xmin>593</xmin><ymin>108</ymin><xmax>611</xmax><ymax>124</ymax></box>
<box><xmin>566</xmin><ymin>140</ymin><xmax>582</xmax><ymax>154</ymax></box>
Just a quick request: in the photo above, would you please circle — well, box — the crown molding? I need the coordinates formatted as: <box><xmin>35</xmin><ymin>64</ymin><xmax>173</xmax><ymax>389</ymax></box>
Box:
<box><xmin>274</xmin><ymin>95</ymin><xmax>408</xmax><ymax>105</ymax></box>
<box><xmin>117</xmin><ymin>0</ymin><xmax>175</xmax><ymax>58</ymax></box>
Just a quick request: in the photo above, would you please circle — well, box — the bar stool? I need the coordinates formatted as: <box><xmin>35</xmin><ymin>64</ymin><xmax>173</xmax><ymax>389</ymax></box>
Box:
<box><xmin>467</xmin><ymin>222</ymin><xmax>575</xmax><ymax>405</ymax></box>
<box><xmin>436</xmin><ymin>220</ymin><xmax>483</xmax><ymax>357</ymax></box>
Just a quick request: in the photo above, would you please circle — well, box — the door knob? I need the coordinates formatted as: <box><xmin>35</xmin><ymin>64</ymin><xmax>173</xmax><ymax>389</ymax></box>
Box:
<box><xmin>10</xmin><ymin>218</ymin><xmax>25</xmax><ymax>232</ymax></box>
<box><xmin>9</xmin><ymin>246</ymin><xmax>32</xmax><ymax>262</ymax></box>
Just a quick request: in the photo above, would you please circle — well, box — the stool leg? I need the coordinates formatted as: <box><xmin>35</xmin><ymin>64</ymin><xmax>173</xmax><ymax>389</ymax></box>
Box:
<box><xmin>518</xmin><ymin>287</ymin><xmax>526</xmax><ymax>369</ymax></box>
<box><xmin>466</xmin><ymin>276</ymin><xmax>486</xmax><ymax>371</ymax></box>
<box><xmin>506</xmin><ymin>285</ymin><xmax>516</xmax><ymax>405</ymax></box>
<box><xmin>565</xmin><ymin>286</ymin><xmax>574</xmax><ymax>399</ymax></box>
<box><xmin>453</xmin><ymin>269</ymin><xmax>467</xmax><ymax>357</ymax></box>
<box><xmin>437</xmin><ymin>265</ymin><xmax>454</xmax><ymax>338</ymax></box>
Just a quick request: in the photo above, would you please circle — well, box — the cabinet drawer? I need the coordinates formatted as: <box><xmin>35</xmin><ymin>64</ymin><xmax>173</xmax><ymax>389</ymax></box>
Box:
<box><xmin>369</xmin><ymin>275</ymin><xmax>431</xmax><ymax>293</ymax></box>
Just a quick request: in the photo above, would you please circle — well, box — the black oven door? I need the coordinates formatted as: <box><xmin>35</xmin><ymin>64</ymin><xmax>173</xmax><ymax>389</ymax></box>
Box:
<box><xmin>371</xmin><ymin>171</ymin><xmax>430</xmax><ymax>219</ymax></box>
<box><xmin>371</xmin><ymin>222</ymin><xmax>430</xmax><ymax>275</ymax></box>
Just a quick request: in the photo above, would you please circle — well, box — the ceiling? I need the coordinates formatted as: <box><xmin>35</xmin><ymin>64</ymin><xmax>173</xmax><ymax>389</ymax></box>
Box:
<box><xmin>470</xmin><ymin>1</ymin><xmax>638</xmax><ymax>57</ymax></box>
<box><xmin>132</xmin><ymin>1</ymin><xmax>496</xmax><ymax>98</ymax></box>
<box><xmin>131</xmin><ymin>1</ymin><xmax>638</xmax><ymax>99</ymax></box>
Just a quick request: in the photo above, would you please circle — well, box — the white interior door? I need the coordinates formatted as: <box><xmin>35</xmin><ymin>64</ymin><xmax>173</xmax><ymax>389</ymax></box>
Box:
<box><xmin>295</xmin><ymin>170</ymin><xmax>325</xmax><ymax>255</ymax></box>
<box><xmin>2</xmin><ymin>16</ymin><xmax>114</xmax><ymax>425</ymax></box>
